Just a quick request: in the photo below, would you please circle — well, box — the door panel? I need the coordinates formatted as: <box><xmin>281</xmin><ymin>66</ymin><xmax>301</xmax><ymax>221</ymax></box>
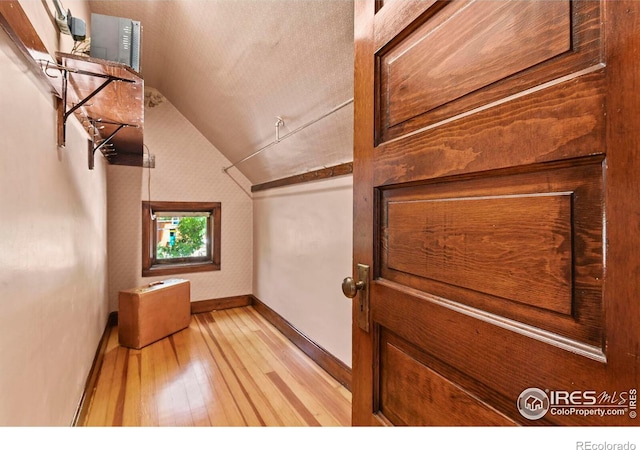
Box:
<box><xmin>379</xmin><ymin>160</ymin><xmax>604</xmax><ymax>347</ymax></box>
<box><xmin>376</xmin><ymin>0</ymin><xmax>602</xmax><ymax>143</ymax></box>
<box><xmin>374</xmin><ymin>70</ymin><xmax>606</xmax><ymax>187</ymax></box>
<box><xmin>372</xmin><ymin>282</ymin><xmax>607</xmax><ymax>426</ymax></box>
<box><xmin>352</xmin><ymin>0</ymin><xmax>638</xmax><ymax>426</ymax></box>
<box><xmin>386</xmin><ymin>193</ymin><xmax>574</xmax><ymax>311</ymax></box>
<box><xmin>381</xmin><ymin>1</ymin><xmax>571</xmax><ymax>128</ymax></box>
<box><xmin>379</xmin><ymin>330</ymin><xmax>516</xmax><ymax>426</ymax></box>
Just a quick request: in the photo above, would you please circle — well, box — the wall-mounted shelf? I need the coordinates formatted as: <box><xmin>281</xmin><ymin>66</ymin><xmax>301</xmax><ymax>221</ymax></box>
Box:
<box><xmin>0</xmin><ymin>1</ymin><xmax>145</xmax><ymax>169</ymax></box>
<box><xmin>56</xmin><ymin>53</ymin><xmax>145</xmax><ymax>169</ymax></box>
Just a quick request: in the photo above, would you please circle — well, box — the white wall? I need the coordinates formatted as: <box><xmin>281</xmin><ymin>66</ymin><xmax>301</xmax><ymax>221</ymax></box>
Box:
<box><xmin>253</xmin><ymin>176</ymin><xmax>353</xmax><ymax>367</ymax></box>
<box><xmin>107</xmin><ymin>93</ymin><xmax>253</xmax><ymax>311</ymax></box>
<box><xmin>0</xmin><ymin>2</ymin><xmax>109</xmax><ymax>426</ymax></box>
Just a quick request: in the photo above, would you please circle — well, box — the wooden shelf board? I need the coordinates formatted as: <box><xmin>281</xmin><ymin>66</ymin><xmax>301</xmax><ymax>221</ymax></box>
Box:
<box><xmin>57</xmin><ymin>52</ymin><xmax>145</xmax><ymax>166</ymax></box>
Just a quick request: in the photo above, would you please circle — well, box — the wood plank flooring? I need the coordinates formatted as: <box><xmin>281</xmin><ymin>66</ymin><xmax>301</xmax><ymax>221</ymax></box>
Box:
<box><xmin>80</xmin><ymin>306</ymin><xmax>352</xmax><ymax>426</ymax></box>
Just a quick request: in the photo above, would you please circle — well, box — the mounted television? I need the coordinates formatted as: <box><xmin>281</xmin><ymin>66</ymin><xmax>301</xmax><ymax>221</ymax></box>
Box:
<box><xmin>90</xmin><ymin>13</ymin><xmax>142</xmax><ymax>73</ymax></box>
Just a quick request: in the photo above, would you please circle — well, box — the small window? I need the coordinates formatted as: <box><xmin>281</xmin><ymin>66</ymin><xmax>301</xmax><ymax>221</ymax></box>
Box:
<box><xmin>142</xmin><ymin>201</ymin><xmax>221</xmax><ymax>277</ymax></box>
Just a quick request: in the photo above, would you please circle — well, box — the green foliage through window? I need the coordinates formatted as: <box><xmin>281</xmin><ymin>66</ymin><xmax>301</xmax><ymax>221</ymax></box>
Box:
<box><xmin>156</xmin><ymin>216</ymin><xmax>207</xmax><ymax>259</ymax></box>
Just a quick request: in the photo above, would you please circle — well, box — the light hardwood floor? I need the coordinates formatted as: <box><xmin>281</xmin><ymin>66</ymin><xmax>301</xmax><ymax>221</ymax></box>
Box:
<box><xmin>81</xmin><ymin>306</ymin><xmax>352</xmax><ymax>426</ymax></box>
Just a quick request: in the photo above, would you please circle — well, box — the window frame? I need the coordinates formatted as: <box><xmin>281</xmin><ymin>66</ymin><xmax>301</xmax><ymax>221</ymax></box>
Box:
<box><xmin>142</xmin><ymin>201</ymin><xmax>221</xmax><ymax>277</ymax></box>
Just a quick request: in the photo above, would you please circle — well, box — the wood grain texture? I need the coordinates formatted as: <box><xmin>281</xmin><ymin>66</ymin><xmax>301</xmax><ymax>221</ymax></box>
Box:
<box><xmin>352</xmin><ymin>0</ymin><xmax>381</xmax><ymax>427</ymax></box>
<box><xmin>372</xmin><ymin>281</ymin><xmax>615</xmax><ymax>425</ymax></box>
<box><xmin>381</xmin><ymin>0</ymin><xmax>570</xmax><ymax>127</ymax></box>
<box><xmin>251</xmin><ymin>162</ymin><xmax>353</xmax><ymax>192</ymax></box>
<box><xmin>380</xmin><ymin>159</ymin><xmax>604</xmax><ymax>348</ymax></box>
<box><xmin>380</xmin><ymin>335</ymin><xmax>516</xmax><ymax>426</ymax></box>
<box><xmin>373</xmin><ymin>0</ymin><xmax>439</xmax><ymax>52</ymax></box>
<box><xmin>56</xmin><ymin>52</ymin><xmax>144</xmax><ymax>165</ymax></box>
<box><xmin>387</xmin><ymin>193</ymin><xmax>573</xmax><ymax>314</ymax></box>
<box><xmin>354</xmin><ymin>0</ymin><xmax>638</xmax><ymax>427</ymax></box>
<box><xmin>79</xmin><ymin>306</ymin><xmax>351</xmax><ymax>426</ymax></box>
<box><xmin>374</xmin><ymin>70</ymin><xmax>606</xmax><ymax>187</ymax></box>
<box><xmin>602</xmin><ymin>0</ymin><xmax>640</xmax><ymax>391</ymax></box>
<box><xmin>375</xmin><ymin>0</ymin><xmax>602</xmax><ymax>143</ymax></box>
<box><xmin>190</xmin><ymin>295</ymin><xmax>253</xmax><ymax>314</ymax></box>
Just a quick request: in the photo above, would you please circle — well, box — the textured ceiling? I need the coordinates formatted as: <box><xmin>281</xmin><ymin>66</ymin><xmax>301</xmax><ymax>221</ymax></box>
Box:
<box><xmin>87</xmin><ymin>0</ymin><xmax>355</xmax><ymax>185</ymax></box>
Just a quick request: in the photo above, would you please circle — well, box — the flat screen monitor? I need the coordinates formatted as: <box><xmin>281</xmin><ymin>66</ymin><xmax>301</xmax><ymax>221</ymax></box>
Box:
<box><xmin>90</xmin><ymin>13</ymin><xmax>141</xmax><ymax>73</ymax></box>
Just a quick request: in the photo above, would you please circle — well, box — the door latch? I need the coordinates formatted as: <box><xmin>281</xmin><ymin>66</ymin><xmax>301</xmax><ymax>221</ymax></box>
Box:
<box><xmin>342</xmin><ymin>264</ymin><xmax>370</xmax><ymax>332</ymax></box>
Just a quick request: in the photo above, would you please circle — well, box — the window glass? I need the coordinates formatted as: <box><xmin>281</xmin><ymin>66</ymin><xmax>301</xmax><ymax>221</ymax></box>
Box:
<box><xmin>156</xmin><ymin>214</ymin><xmax>208</xmax><ymax>260</ymax></box>
<box><xmin>142</xmin><ymin>202</ymin><xmax>221</xmax><ymax>277</ymax></box>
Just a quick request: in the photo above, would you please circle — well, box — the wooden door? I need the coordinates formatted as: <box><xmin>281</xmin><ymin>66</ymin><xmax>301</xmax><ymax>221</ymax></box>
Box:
<box><xmin>351</xmin><ymin>0</ymin><xmax>639</xmax><ymax>426</ymax></box>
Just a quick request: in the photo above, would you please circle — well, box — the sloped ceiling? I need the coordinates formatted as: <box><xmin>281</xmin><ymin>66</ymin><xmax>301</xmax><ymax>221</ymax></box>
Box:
<box><xmin>87</xmin><ymin>0</ymin><xmax>355</xmax><ymax>185</ymax></box>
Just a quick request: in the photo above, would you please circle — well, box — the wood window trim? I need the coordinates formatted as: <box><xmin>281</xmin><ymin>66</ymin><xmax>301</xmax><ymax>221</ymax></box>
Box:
<box><xmin>142</xmin><ymin>201</ymin><xmax>221</xmax><ymax>277</ymax></box>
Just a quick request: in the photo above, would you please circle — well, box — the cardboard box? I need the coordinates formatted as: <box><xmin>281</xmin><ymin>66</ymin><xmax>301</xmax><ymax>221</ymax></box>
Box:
<box><xmin>118</xmin><ymin>278</ymin><xmax>191</xmax><ymax>349</ymax></box>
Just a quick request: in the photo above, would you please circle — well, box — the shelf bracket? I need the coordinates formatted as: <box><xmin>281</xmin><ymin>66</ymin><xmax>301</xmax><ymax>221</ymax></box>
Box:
<box><xmin>88</xmin><ymin>119</ymin><xmax>137</xmax><ymax>170</ymax></box>
<box><xmin>57</xmin><ymin>64</ymin><xmax>136</xmax><ymax>148</ymax></box>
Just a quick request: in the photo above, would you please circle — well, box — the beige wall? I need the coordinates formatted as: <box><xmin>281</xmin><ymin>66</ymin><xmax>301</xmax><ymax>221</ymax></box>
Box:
<box><xmin>107</xmin><ymin>94</ymin><xmax>253</xmax><ymax>310</ymax></box>
<box><xmin>253</xmin><ymin>176</ymin><xmax>353</xmax><ymax>367</ymax></box>
<box><xmin>0</xmin><ymin>2</ymin><xmax>109</xmax><ymax>426</ymax></box>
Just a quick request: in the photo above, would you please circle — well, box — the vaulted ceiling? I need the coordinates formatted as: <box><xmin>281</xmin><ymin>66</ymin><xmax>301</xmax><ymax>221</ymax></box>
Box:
<box><xmin>87</xmin><ymin>0</ymin><xmax>355</xmax><ymax>185</ymax></box>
